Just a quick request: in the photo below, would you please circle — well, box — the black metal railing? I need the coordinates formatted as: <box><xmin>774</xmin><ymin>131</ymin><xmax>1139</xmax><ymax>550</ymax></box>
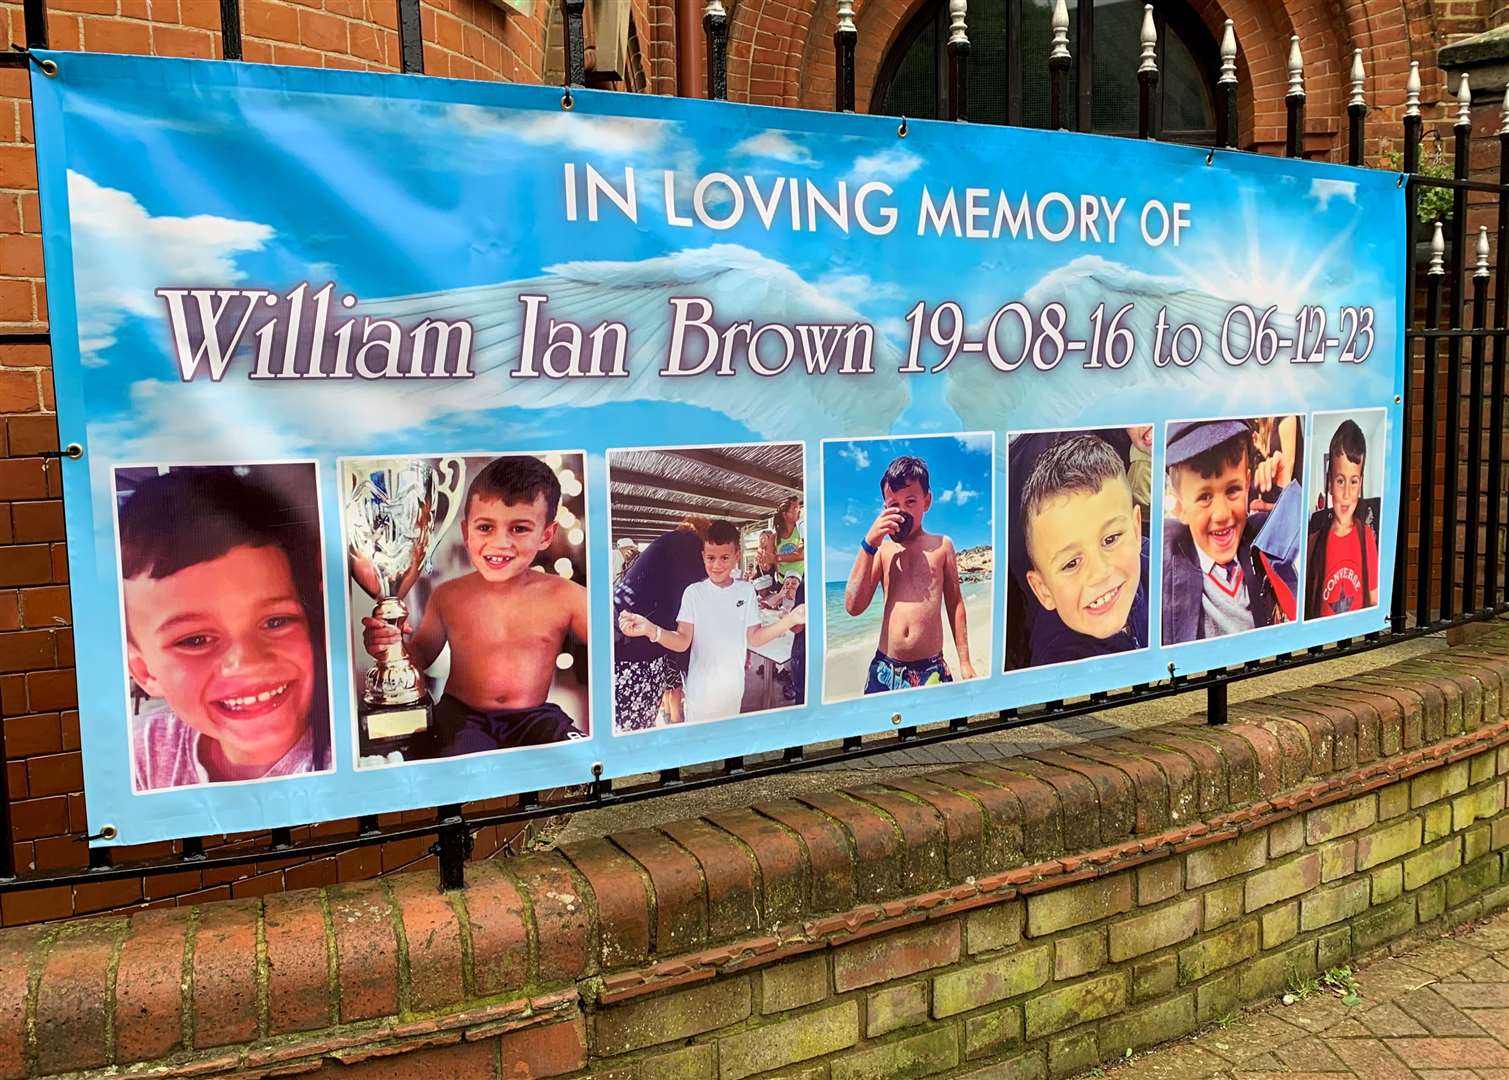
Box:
<box><xmin>0</xmin><ymin>0</ymin><xmax>1504</xmax><ymax>899</ymax></box>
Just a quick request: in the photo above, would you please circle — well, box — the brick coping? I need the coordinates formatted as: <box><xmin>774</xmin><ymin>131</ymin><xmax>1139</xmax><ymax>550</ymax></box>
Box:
<box><xmin>3</xmin><ymin>627</ymin><xmax>1508</xmax><ymax>1077</ymax></box>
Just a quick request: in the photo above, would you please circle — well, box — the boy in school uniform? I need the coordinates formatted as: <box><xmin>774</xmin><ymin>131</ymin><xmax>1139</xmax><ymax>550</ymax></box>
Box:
<box><xmin>1162</xmin><ymin>419</ymin><xmax>1276</xmax><ymax>644</ymax></box>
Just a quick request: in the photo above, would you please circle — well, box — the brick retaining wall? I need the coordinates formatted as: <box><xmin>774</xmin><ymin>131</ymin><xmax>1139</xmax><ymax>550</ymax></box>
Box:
<box><xmin>6</xmin><ymin>626</ymin><xmax>1509</xmax><ymax>1077</ymax></box>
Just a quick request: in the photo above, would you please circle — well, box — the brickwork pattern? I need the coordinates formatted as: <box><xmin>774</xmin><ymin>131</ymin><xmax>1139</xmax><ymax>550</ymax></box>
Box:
<box><xmin>2</xmin><ymin>627</ymin><xmax>1509</xmax><ymax>1077</ymax></box>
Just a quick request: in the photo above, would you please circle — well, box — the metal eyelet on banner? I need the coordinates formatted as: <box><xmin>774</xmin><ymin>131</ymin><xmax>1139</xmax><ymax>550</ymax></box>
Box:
<box><xmin>897</xmin><ymin>116</ymin><xmax>909</xmax><ymax>138</ymax></box>
<box><xmin>38</xmin><ymin>58</ymin><xmax>58</xmax><ymax>77</ymax></box>
<box><xmin>86</xmin><ymin>825</ymin><xmax>118</xmax><ymax>842</ymax></box>
<box><xmin>1205</xmin><ymin>147</ymin><xmax>1215</xmax><ymax>166</ymax></box>
<box><xmin>64</xmin><ymin>442</ymin><xmax>83</xmax><ymax>459</ymax></box>
<box><xmin>890</xmin><ymin>712</ymin><xmax>902</xmax><ymax>725</ymax></box>
<box><xmin>561</xmin><ymin>87</ymin><xmax>575</xmax><ymax>111</ymax></box>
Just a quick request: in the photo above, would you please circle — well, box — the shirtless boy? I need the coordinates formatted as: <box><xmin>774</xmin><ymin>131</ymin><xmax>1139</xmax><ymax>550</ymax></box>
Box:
<box><xmin>844</xmin><ymin>455</ymin><xmax>976</xmax><ymax>694</ymax></box>
<box><xmin>362</xmin><ymin>455</ymin><xmax>589</xmax><ymax>756</ymax></box>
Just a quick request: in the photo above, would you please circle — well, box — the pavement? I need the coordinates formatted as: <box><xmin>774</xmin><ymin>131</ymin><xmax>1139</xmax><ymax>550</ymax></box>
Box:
<box><xmin>1108</xmin><ymin>907</ymin><xmax>1509</xmax><ymax>1080</ymax></box>
<box><xmin>546</xmin><ymin>634</ymin><xmax>1443</xmax><ymax>844</ymax></box>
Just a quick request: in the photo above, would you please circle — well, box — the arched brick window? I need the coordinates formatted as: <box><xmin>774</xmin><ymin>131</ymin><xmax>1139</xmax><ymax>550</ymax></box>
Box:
<box><xmin>873</xmin><ymin>0</ymin><xmax>1218</xmax><ymax>143</ymax></box>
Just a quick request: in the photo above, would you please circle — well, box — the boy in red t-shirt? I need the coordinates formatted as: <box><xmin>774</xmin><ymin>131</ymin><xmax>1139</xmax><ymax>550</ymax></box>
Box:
<box><xmin>1306</xmin><ymin>419</ymin><xmax>1379</xmax><ymax>618</ymax></box>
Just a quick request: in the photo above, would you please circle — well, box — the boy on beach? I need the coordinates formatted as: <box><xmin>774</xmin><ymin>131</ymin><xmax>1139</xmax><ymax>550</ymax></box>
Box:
<box><xmin>1306</xmin><ymin>419</ymin><xmax>1379</xmax><ymax>618</ymax></box>
<box><xmin>120</xmin><ymin>467</ymin><xmax>330</xmax><ymax>791</ymax></box>
<box><xmin>362</xmin><ymin>455</ymin><xmax>588</xmax><ymax>755</ymax></box>
<box><xmin>1162</xmin><ymin>420</ymin><xmax>1276</xmax><ymax>644</ymax></box>
<box><xmin>618</xmin><ymin>520</ymin><xmax>806</xmax><ymax>724</ymax></box>
<box><xmin>1020</xmin><ymin>434</ymin><xmax>1149</xmax><ymax>665</ymax></box>
<box><xmin>845</xmin><ymin>455</ymin><xmax>976</xmax><ymax>693</ymax></box>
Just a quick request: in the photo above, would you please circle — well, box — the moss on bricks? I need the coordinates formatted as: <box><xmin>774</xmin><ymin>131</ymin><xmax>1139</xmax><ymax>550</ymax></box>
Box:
<box><xmin>1108</xmin><ymin>898</ymin><xmax>1201</xmax><ymax>962</ymax></box>
<box><xmin>1317</xmin><ymin>927</ymin><xmax>1351</xmax><ymax>971</ymax></box>
<box><xmin>1261</xmin><ymin>902</ymin><xmax>1299</xmax><ymax>949</ymax></box>
<box><xmin>967</xmin><ymin>902</ymin><xmax>1023</xmax><ymax>955</ymax></box>
<box><xmin>866</xmin><ymin>982</ymin><xmax>928</xmax><ymax>1038</ymax></box>
<box><xmin>1454</xmin><ymin>786</ymin><xmax>1503</xmax><ymax>832</ymax></box>
<box><xmin>1320</xmin><ymin>839</ymin><xmax>1357</xmax><ymax>883</ymax></box>
<box><xmin>1185</xmin><ymin>832</ymin><xmax>1267</xmax><ymax>889</ymax></box>
<box><xmin>1269</xmin><ymin>816</ymin><xmax>1304</xmax><ymax>858</ymax></box>
<box><xmin>1131</xmin><ymin>954</ymin><xmax>1177</xmax><ymax>1003</ymax></box>
<box><xmin>1136</xmin><ymin>862</ymin><xmax>1182</xmax><ymax>907</ymax></box>
<box><xmin>1468</xmin><ymin>823</ymin><xmax>1493</xmax><ymax>864</ymax></box>
<box><xmin>1054</xmin><ymin>930</ymin><xmax>1107</xmax><ymax>981</ymax></box>
<box><xmin>1352</xmin><ymin>897</ymin><xmax>1417</xmax><ymax>950</ymax></box>
<box><xmin>1379</xmin><ymin>781</ymin><xmax>1411</xmax><ymax>820</ymax></box>
<box><xmin>1299</xmin><ymin>879</ymin><xmax>1370</xmax><ymax>932</ymax></box>
<box><xmin>1203</xmin><ymin>884</ymin><xmax>1244</xmax><ymax>931</ymax></box>
<box><xmin>1237</xmin><ymin>939</ymin><xmax>1316</xmax><ymax>1001</ymax></box>
<box><xmin>1306</xmin><ymin>796</ymin><xmax>1376</xmax><ymax>845</ymax></box>
<box><xmin>1356</xmin><ymin>817</ymin><xmax>1423</xmax><ymax>871</ymax></box>
<box><xmin>1024</xmin><ymin>971</ymin><xmax>1129</xmax><ymax>1040</ymax></box>
<box><xmin>1404</xmin><ymin>837</ymin><xmax>1464</xmax><ymax>892</ymax></box>
<box><xmin>716</xmin><ymin>1000</ymin><xmax>859</xmax><ymax>1080</ymax></box>
<box><xmin>1412</xmin><ymin>761</ymin><xmax>1470</xmax><ymax>809</ymax></box>
<box><xmin>1425</xmin><ymin>803</ymin><xmax>1453</xmax><ymax>843</ymax></box>
<box><xmin>1098</xmin><ymin>993</ymin><xmax>1196</xmax><ymax>1055</ymax></box>
<box><xmin>1472</xmin><ymin>751</ymin><xmax>1497</xmax><ymax>785</ymax></box>
<box><xmin>595</xmin><ymin>976</ymin><xmax>752</xmax><ymax>1056</ymax></box>
<box><xmin>1026</xmin><ymin>874</ymin><xmax>1132</xmax><ymax>938</ymax></box>
<box><xmin>965</xmin><ymin>1003</ymin><xmax>1023</xmax><ymax>1059</ymax></box>
<box><xmin>830</xmin><ymin>1025</ymin><xmax>959</xmax><ymax>1080</ymax></box>
<box><xmin>1178</xmin><ymin>920</ymin><xmax>1260</xmax><ymax>984</ymax></box>
<box><xmin>1372</xmin><ymin>864</ymin><xmax>1404</xmax><ymax>904</ymax></box>
<box><xmin>932</xmin><ymin>946</ymin><xmax>1052</xmax><ymax>1019</ymax></box>
<box><xmin>1417</xmin><ymin>880</ymin><xmax>1446</xmax><ymax>923</ymax></box>
<box><xmin>761</xmin><ymin>955</ymin><xmax>828</xmax><ymax>1014</ymax></box>
<box><xmin>1048</xmin><ymin>1030</ymin><xmax>1099</xmax><ymax>1079</ymax></box>
<box><xmin>633</xmin><ymin>1043</ymin><xmax>716</xmax><ymax>1080</ymax></box>
<box><xmin>1196</xmin><ymin>970</ymin><xmax>1242</xmax><ymax>1022</ymax></box>
<box><xmin>1245</xmin><ymin>853</ymin><xmax>1321</xmax><ymax>912</ymax></box>
<box><xmin>1447</xmin><ymin>855</ymin><xmax>1502</xmax><ymax>909</ymax></box>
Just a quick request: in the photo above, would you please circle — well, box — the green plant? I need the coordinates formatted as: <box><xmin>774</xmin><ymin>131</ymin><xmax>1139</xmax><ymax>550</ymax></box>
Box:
<box><xmin>1214</xmin><ymin>1010</ymin><xmax>1241</xmax><ymax>1028</ymax></box>
<box><xmin>1284</xmin><ymin>970</ymin><xmax>1320</xmax><ymax>1000</ymax></box>
<box><xmin>1383</xmin><ymin>143</ymin><xmax>1455</xmax><ymax>225</ymax></box>
<box><xmin>1321</xmin><ymin>965</ymin><xmax>1363</xmax><ymax>1006</ymax></box>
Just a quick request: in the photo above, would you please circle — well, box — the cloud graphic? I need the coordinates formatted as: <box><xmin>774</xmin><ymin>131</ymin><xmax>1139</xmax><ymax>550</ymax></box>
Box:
<box><xmin>837</xmin><ymin>443</ymin><xmax>871</xmax><ymax>469</ymax></box>
<box><xmin>1309</xmin><ymin>178</ymin><xmax>1358</xmax><ymax>211</ymax></box>
<box><xmin>66</xmin><ymin>172</ymin><xmax>273</xmax><ymax>365</ymax></box>
<box><xmin>733</xmin><ymin>131</ymin><xmax>815</xmax><ymax>165</ymax></box>
<box><xmin>850</xmin><ymin>147</ymin><xmax>923</xmax><ymax>184</ymax></box>
<box><xmin>444</xmin><ymin>105</ymin><xmax>667</xmax><ymax>155</ymax></box>
<box><xmin>954</xmin><ymin>433</ymin><xmax>993</xmax><ymax>455</ymax></box>
<box><xmin>816</xmin><ymin>271</ymin><xmax>905</xmax><ymax>308</ymax></box>
<box><xmin>937</xmin><ymin>481</ymin><xmax>979</xmax><ymax>506</ymax></box>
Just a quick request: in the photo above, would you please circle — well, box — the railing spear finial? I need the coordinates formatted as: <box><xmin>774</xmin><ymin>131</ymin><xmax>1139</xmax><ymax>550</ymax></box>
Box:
<box><xmin>1137</xmin><ymin>5</ymin><xmax>1158</xmax><ymax>138</ymax></box>
<box><xmin>1217</xmin><ymin>19</ymin><xmax>1238</xmax><ymax>149</ymax></box>
<box><xmin>947</xmin><ymin>0</ymin><xmax>970</xmax><ymax>121</ymax></box>
<box><xmin>1430</xmin><ymin>220</ymin><xmax>1447</xmax><ymax>275</ymax></box>
<box><xmin>1405</xmin><ymin>60</ymin><xmax>1420</xmax><ymax>118</ymax></box>
<box><xmin>1349</xmin><ymin>49</ymin><xmax>1365</xmax><ymax>108</ymax></box>
<box><xmin>1347</xmin><ymin>48</ymin><xmax>1366</xmax><ymax>165</ymax></box>
<box><xmin>1477</xmin><ymin>226</ymin><xmax>1492</xmax><ymax>278</ymax></box>
<box><xmin>1457</xmin><ymin>72</ymin><xmax>1472</xmax><ymax>127</ymax></box>
<box><xmin>1139</xmin><ymin>5</ymin><xmax>1157</xmax><ymax>74</ymax></box>
<box><xmin>1285</xmin><ymin>35</ymin><xmax>1305</xmax><ymax>157</ymax></box>
<box><xmin>1048</xmin><ymin>0</ymin><xmax>1071</xmax><ymax>129</ymax></box>
<box><xmin>834</xmin><ymin>0</ymin><xmax>858</xmax><ymax>112</ymax></box>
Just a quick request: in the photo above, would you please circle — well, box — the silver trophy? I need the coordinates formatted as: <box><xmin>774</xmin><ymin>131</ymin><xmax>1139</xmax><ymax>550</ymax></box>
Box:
<box><xmin>343</xmin><ymin>457</ymin><xmax>465</xmax><ymax>744</ymax></box>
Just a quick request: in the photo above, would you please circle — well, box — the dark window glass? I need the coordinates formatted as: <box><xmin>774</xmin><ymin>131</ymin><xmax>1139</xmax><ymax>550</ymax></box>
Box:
<box><xmin>874</xmin><ymin>0</ymin><xmax>1216</xmax><ymax>143</ymax></box>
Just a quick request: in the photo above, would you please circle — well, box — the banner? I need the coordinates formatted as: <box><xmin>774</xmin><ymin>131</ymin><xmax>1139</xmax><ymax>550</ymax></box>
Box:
<box><xmin>30</xmin><ymin>53</ymin><xmax>1404</xmax><ymax>845</ymax></box>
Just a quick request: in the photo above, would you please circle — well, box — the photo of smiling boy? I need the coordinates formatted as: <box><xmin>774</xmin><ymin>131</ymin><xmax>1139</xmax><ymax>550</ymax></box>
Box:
<box><xmin>359</xmin><ymin>454</ymin><xmax>589</xmax><ymax>759</ymax></box>
<box><xmin>1011</xmin><ymin>433</ymin><xmax>1149</xmax><ymax>668</ymax></box>
<box><xmin>1162</xmin><ymin>418</ymin><xmax>1301</xmax><ymax>644</ymax></box>
<box><xmin>116</xmin><ymin>464</ymin><xmax>332</xmax><ymax>793</ymax></box>
<box><xmin>1306</xmin><ymin>415</ymin><xmax>1382</xmax><ymax>619</ymax></box>
<box><xmin>618</xmin><ymin>520</ymin><xmax>806</xmax><ymax>725</ymax></box>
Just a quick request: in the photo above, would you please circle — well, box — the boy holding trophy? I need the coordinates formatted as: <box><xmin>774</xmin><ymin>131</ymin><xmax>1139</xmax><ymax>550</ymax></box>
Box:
<box><xmin>360</xmin><ymin>455</ymin><xmax>589</xmax><ymax>757</ymax></box>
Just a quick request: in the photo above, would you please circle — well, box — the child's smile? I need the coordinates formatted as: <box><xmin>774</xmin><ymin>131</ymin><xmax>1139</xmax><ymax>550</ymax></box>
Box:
<box><xmin>1026</xmin><ymin>478</ymin><xmax>1141</xmax><ymax>640</ymax></box>
<box><xmin>465</xmin><ymin>492</ymin><xmax>556</xmax><ymax>583</ymax></box>
<box><xmin>1330</xmin><ymin>454</ymin><xmax>1363</xmax><ymax>532</ymax></box>
<box><xmin>1173</xmin><ymin>457</ymin><xmax>1249</xmax><ymax>565</ymax></box>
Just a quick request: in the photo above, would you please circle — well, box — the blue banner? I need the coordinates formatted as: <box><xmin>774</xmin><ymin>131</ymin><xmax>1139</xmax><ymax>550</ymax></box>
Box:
<box><xmin>30</xmin><ymin>52</ymin><xmax>1404</xmax><ymax>845</ymax></box>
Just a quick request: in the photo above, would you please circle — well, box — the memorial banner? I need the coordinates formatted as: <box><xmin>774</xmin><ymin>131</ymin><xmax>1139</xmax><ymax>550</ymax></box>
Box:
<box><xmin>29</xmin><ymin>53</ymin><xmax>1405</xmax><ymax>845</ymax></box>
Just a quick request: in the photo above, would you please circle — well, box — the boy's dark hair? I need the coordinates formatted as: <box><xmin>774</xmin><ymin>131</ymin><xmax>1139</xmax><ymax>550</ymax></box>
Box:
<box><xmin>1170</xmin><ymin>432</ymin><xmax>1249</xmax><ymax>482</ymax></box>
<box><xmin>119</xmin><ymin>467</ymin><xmax>306</xmax><ymax>581</ymax></box>
<box><xmin>881</xmin><ymin>455</ymin><xmax>930</xmax><ymax>496</ymax></box>
<box><xmin>704</xmin><ymin>520</ymin><xmax>741</xmax><ymax>548</ymax></box>
<box><xmin>1328</xmin><ymin>419</ymin><xmax>1367</xmax><ymax>471</ymax></box>
<box><xmin>466</xmin><ymin>455</ymin><xmax>562</xmax><ymax>521</ymax></box>
<box><xmin>1021</xmin><ymin>435</ymin><xmax>1129</xmax><ymax>559</ymax></box>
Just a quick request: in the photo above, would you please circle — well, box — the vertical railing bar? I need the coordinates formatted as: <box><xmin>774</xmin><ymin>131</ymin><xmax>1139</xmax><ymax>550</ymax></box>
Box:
<box><xmin>947</xmin><ymin>0</ymin><xmax>969</xmax><ymax>122</ymax></box>
<box><xmin>834</xmin><ymin>1</ymin><xmax>857</xmax><ymax>113</ymax></box>
<box><xmin>1075</xmin><ymin>0</ymin><xmax>1093</xmax><ymax>131</ymax></box>
<box><xmin>1048</xmin><ymin>0</ymin><xmax>1070</xmax><ymax>131</ymax></box>
<box><xmin>1137</xmin><ymin>5</ymin><xmax>1157</xmax><ymax>140</ymax></box>
<box><xmin>1346</xmin><ymin>49</ymin><xmax>1365</xmax><ymax>167</ymax></box>
<box><xmin>182</xmin><ymin>836</ymin><xmax>206</xmax><ymax>861</ymax></box>
<box><xmin>219</xmin><ymin>0</ymin><xmax>242</xmax><ymax>60</ymax></box>
<box><xmin>1443</xmin><ymin>76</ymin><xmax>1473</xmax><ymax>622</ymax></box>
<box><xmin>396</xmin><ymin>0</ymin><xmax>424</xmax><ymax>74</ymax></box>
<box><xmin>432</xmin><ymin>804</ymin><xmax>469</xmax><ymax>892</ymax></box>
<box><xmin>1006</xmin><ymin>0</ymin><xmax>1023</xmax><ymax>125</ymax></box>
<box><xmin>1285</xmin><ymin>36</ymin><xmax>1304</xmax><ymax>158</ymax></box>
<box><xmin>1420</xmin><ymin>221</ymin><xmax>1446</xmax><ymax>629</ymax></box>
<box><xmin>23</xmin><ymin>0</ymin><xmax>48</xmax><ymax>49</ymax></box>
<box><xmin>1466</xmin><ymin>228</ymin><xmax>1489</xmax><ymax>609</ymax></box>
<box><xmin>1206</xmin><ymin>682</ymin><xmax>1228</xmax><ymax>725</ymax></box>
<box><xmin>1216</xmin><ymin>20</ymin><xmax>1238</xmax><ymax>150</ymax></box>
<box><xmin>0</xmin><ymin>723</ymin><xmax>12</xmax><ymax>878</ymax></box>
<box><xmin>1396</xmin><ymin>63</ymin><xmax>1421</xmax><ymax>630</ymax></box>
<box><xmin>704</xmin><ymin>1</ymin><xmax>728</xmax><ymax>101</ymax></box>
<box><xmin>1490</xmin><ymin>102</ymin><xmax>1509</xmax><ymax>607</ymax></box>
<box><xmin>563</xmin><ymin>0</ymin><xmax>585</xmax><ymax>87</ymax></box>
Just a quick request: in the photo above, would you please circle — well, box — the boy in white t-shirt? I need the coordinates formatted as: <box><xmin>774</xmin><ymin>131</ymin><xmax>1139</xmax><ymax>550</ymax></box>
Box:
<box><xmin>618</xmin><ymin>520</ymin><xmax>806</xmax><ymax>724</ymax></box>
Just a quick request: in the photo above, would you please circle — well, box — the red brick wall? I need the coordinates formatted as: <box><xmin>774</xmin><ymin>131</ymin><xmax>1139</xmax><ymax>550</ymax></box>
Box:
<box><xmin>2</xmin><ymin>632</ymin><xmax>1509</xmax><ymax>1077</ymax></box>
<box><xmin>0</xmin><ymin>0</ymin><xmax>554</xmax><ymax>926</ymax></box>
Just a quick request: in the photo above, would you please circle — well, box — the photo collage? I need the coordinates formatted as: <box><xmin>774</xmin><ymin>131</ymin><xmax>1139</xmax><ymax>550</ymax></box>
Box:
<box><xmin>110</xmin><ymin>412</ymin><xmax>1385</xmax><ymax>793</ymax></box>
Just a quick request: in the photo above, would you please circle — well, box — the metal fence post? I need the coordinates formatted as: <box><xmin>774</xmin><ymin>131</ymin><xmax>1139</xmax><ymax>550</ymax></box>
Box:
<box><xmin>397</xmin><ymin>0</ymin><xmax>424</xmax><ymax>73</ymax></box>
<box><xmin>1216</xmin><ymin>20</ymin><xmax>1238</xmax><ymax>149</ymax></box>
<box><xmin>432</xmin><ymin>805</ymin><xmax>471</xmax><ymax>891</ymax></box>
<box><xmin>1443</xmin><ymin>75</ymin><xmax>1473</xmax><ymax>621</ymax></box>
<box><xmin>563</xmin><ymin>0</ymin><xmax>585</xmax><ymax>86</ymax></box>
<box><xmin>1207</xmin><ymin>681</ymin><xmax>1228</xmax><ymax>725</ymax></box>
<box><xmin>1137</xmin><ymin>5</ymin><xmax>1157</xmax><ymax>140</ymax></box>
<box><xmin>1420</xmin><ymin>221</ymin><xmax>1446</xmax><ymax>627</ymax></box>
<box><xmin>1347</xmin><ymin>49</ymin><xmax>1365</xmax><ymax>166</ymax></box>
<box><xmin>1048</xmin><ymin>0</ymin><xmax>1070</xmax><ymax>131</ymax></box>
<box><xmin>1395</xmin><ymin>62</ymin><xmax>1422</xmax><ymax>631</ymax></box>
<box><xmin>220</xmin><ymin>0</ymin><xmax>243</xmax><ymax>60</ymax></box>
<box><xmin>947</xmin><ymin>0</ymin><xmax>969</xmax><ymax>122</ymax></box>
<box><xmin>834</xmin><ymin>0</ymin><xmax>857</xmax><ymax>113</ymax></box>
<box><xmin>1467</xmin><ymin>227</ymin><xmax>1490</xmax><ymax>610</ymax></box>
<box><xmin>23</xmin><ymin>0</ymin><xmax>48</xmax><ymax>49</ymax></box>
<box><xmin>704</xmin><ymin>1</ymin><xmax>728</xmax><ymax>101</ymax></box>
<box><xmin>1490</xmin><ymin>92</ymin><xmax>1509</xmax><ymax>608</ymax></box>
<box><xmin>1285</xmin><ymin>36</ymin><xmax>1304</xmax><ymax>158</ymax></box>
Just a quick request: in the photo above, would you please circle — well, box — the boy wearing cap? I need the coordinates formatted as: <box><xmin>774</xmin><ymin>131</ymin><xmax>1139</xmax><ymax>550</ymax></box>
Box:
<box><xmin>1162</xmin><ymin>419</ymin><xmax>1275</xmax><ymax>644</ymax></box>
